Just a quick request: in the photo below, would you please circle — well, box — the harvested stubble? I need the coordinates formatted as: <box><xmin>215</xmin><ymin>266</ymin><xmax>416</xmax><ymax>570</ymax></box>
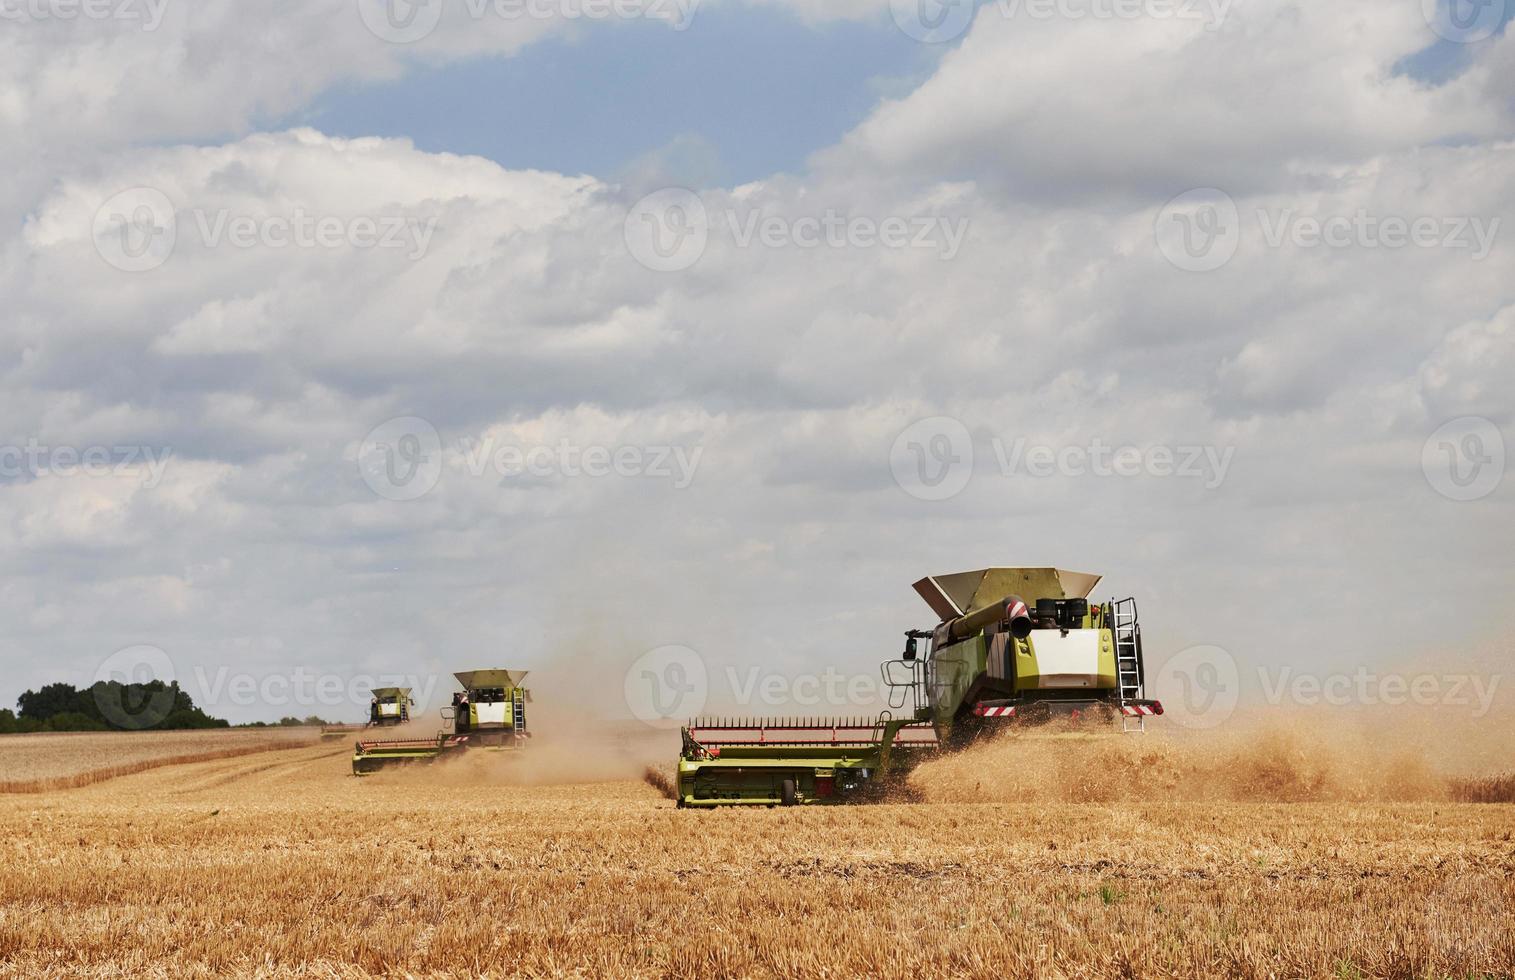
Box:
<box><xmin>0</xmin><ymin>734</ymin><xmax>1511</xmax><ymax>979</ymax></box>
<box><xmin>0</xmin><ymin>728</ymin><xmax>319</xmax><ymax>793</ymax></box>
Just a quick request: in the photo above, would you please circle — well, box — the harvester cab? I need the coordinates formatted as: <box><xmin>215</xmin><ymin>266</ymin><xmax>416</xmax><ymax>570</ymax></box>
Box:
<box><xmin>676</xmin><ymin>567</ymin><xmax>1164</xmax><ymax>806</ymax></box>
<box><xmin>351</xmin><ymin>669</ymin><xmax>532</xmax><ymax>775</ymax></box>
<box><xmin>368</xmin><ymin>687</ymin><xmax>414</xmax><ymax>727</ymax></box>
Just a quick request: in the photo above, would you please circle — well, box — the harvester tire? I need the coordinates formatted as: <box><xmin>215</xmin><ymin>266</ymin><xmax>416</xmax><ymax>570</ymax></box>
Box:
<box><xmin>780</xmin><ymin>779</ymin><xmax>798</xmax><ymax>806</ymax></box>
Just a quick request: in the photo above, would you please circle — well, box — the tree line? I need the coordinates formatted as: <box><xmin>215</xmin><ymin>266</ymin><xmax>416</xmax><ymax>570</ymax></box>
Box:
<box><xmin>0</xmin><ymin>679</ymin><xmax>226</xmax><ymax>733</ymax></box>
<box><xmin>0</xmin><ymin>679</ymin><xmax>338</xmax><ymax>734</ymax></box>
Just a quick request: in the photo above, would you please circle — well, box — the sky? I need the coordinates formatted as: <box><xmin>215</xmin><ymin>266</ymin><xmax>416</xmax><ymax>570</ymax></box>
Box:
<box><xmin>0</xmin><ymin>0</ymin><xmax>1512</xmax><ymax>728</ymax></box>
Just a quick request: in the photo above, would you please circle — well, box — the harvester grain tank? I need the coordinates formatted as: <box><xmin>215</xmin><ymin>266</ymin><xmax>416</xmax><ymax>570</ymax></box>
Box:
<box><xmin>351</xmin><ymin>670</ymin><xmax>531</xmax><ymax>774</ymax></box>
<box><xmin>676</xmin><ymin>568</ymin><xmax>1163</xmax><ymax>806</ymax></box>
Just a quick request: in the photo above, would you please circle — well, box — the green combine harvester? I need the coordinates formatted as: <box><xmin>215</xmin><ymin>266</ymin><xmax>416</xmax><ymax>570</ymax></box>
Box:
<box><xmin>351</xmin><ymin>669</ymin><xmax>531</xmax><ymax>775</ymax></box>
<box><xmin>319</xmin><ymin>685</ymin><xmax>416</xmax><ymax>737</ymax></box>
<box><xmin>676</xmin><ymin>568</ymin><xmax>1163</xmax><ymax>807</ymax></box>
<box><xmin>368</xmin><ymin>687</ymin><xmax>414</xmax><ymax>726</ymax></box>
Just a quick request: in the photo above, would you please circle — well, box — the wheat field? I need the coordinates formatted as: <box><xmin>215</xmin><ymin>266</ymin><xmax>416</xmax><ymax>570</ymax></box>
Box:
<box><xmin>0</xmin><ymin>728</ymin><xmax>319</xmax><ymax>793</ymax></box>
<box><xmin>0</xmin><ymin>724</ymin><xmax>1511</xmax><ymax>979</ymax></box>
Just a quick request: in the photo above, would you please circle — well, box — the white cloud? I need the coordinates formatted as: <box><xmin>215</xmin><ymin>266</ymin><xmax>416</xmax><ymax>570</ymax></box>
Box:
<box><xmin>821</xmin><ymin>0</ymin><xmax>1512</xmax><ymax>200</ymax></box>
<box><xmin>0</xmin><ymin>2</ymin><xmax>1511</xmax><ymax>720</ymax></box>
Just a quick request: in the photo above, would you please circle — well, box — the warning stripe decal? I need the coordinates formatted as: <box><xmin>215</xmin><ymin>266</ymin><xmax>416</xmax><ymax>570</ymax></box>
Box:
<box><xmin>972</xmin><ymin>703</ymin><xmax>1166</xmax><ymax>718</ymax></box>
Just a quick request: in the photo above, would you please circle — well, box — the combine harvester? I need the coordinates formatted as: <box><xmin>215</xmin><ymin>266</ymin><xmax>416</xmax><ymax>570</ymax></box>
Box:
<box><xmin>351</xmin><ymin>670</ymin><xmax>531</xmax><ymax>775</ymax></box>
<box><xmin>320</xmin><ymin>686</ymin><xmax>416</xmax><ymax>737</ymax></box>
<box><xmin>677</xmin><ymin>568</ymin><xmax>1163</xmax><ymax>806</ymax></box>
<box><xmin>368</xmin><ymin>687</ymin><xmax>415</xmax><ymax>726</ymax></box>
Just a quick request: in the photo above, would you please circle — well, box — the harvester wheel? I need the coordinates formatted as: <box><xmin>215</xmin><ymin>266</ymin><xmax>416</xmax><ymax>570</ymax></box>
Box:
<box><xmin>780</xmin><ymin>778</ymin><xmax>798</xmax><ymax>806</ymax></box>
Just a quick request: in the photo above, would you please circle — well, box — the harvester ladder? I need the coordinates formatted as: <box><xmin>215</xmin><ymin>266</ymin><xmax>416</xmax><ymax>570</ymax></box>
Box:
<box><xmin>512</xmin><ymin>688</ymin><xmax>526</xmax><ymax>733</ymax></box>
<box><xmin>1112</xmin><ymin>598</ymin><xmax>1145</xmax><ymax>732</ymax></box>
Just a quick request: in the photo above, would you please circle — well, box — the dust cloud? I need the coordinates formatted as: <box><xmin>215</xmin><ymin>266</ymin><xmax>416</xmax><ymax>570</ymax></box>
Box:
<box><xmin>908</xmin><ymin>704</ymin><xmax>1515</xmax><ymax>804</ymax></box>
<box><xmin>369</xmin><ymin>619</ymin><xmax>675</xmax><ymax>787</ymax></box>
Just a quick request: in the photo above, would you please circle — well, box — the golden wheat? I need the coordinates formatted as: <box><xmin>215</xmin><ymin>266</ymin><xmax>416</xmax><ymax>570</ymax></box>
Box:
<box><xmin>0</xmin><ymin>729</ymin><xmax>1510</xmax><ymax>979</ymax></box>
<box><xmin>0</xmin><ymin>729</ymin><xmax>318</xmax><ymax>793</ymax></box>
